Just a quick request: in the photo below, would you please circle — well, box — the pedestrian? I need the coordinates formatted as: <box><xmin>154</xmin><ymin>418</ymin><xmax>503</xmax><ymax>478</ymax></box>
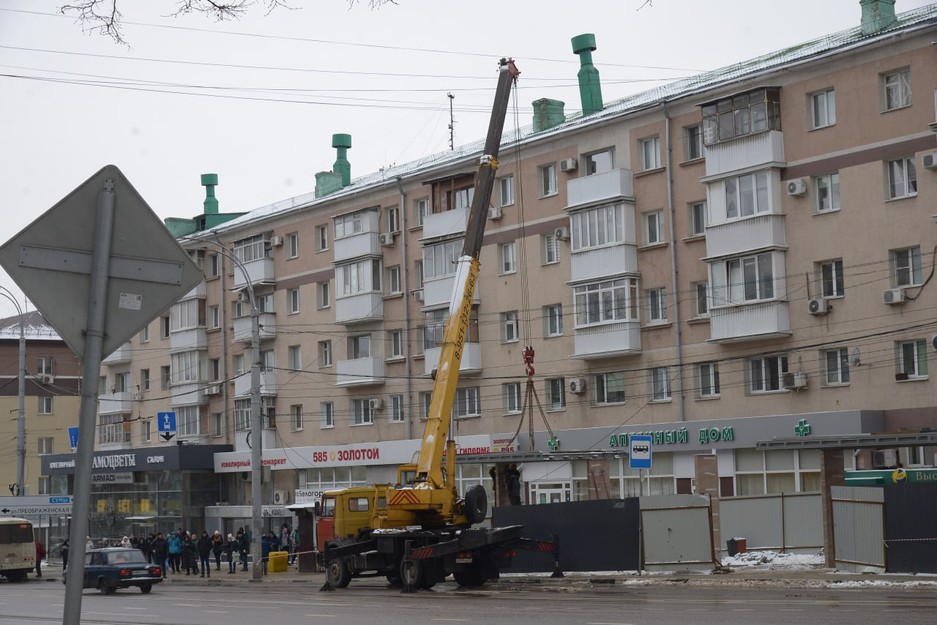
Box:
<box><xmin>506</xmin><ymin>463</ymin><xmax>522</xmax><ymax>505</ymax></box>
<box><xmin>85</xmin><ymin>536</ymin><xmax>94</xmax><ymax>551</ymax></box>
<box><xmin>182</xmin><ymin>534</ymin><xmax>198</xmax><ymax>575</ymax></box>
<box><xmin>237</xmin><ymin>528</ymin><xmax>250</xmax><ymax>572</ymax></box>
<box><xmin>211</xmin><ymin>530</ymin><xmax>224</xmax><ymax>571</ymax></box>
<box><xmin>197</xmin><ymin>530</ymin><xmax>213</xmax><ymax>577</ymax></box>
<box><xmin>279</xmin><ymin>524</ymin><xmax>291</xmax><ymax>562</ymax></box>
<box><xmin>290</xmin><ymin>526</ymin><xmax>300</xmax><ymax>566</ymax></box>
<box><xmin>261</xmin><ymin>531</ymin><xmax>276</xmax><ymax>575</ymax></box>
<box><xmin>167</xmin><ymin>531</ymin><xmax>182</xmax><ymax>574</ymax></box>
<box><xmin>224</xmin><ymin>533</ymin><xmax>237</xmax><ymax>573</ymax></box>
<box><xmin>121</xmin><ymin>535</ymin><xmax>131</xmax><ymax>548</ymax></box>
<box><xmin>34</xmin><ymin>539</ymin><xmax>46</xmax><ymax>577</ymax></box>
<box><xmin>61</xmin><ymin>539</ymin><xmax>69</xmax><ymax>571</ymax></box>
<box><xmin>150</xmin><ymin>533</ymin><xmax>168</xmax><ymax>578</ymax></box>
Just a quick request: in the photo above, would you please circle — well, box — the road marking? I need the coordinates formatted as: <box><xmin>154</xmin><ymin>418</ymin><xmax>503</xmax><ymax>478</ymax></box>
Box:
<box><xmin>203</xmin><ymin>610</ymin><xmax>229</xmax><ymax>614</ymax></box>
<box><xmin>432</xmin><ymin>620</ymin><xmax>470</xmax><ymax>622</ymax></box>
<box><xmin>303</xmin><ymin>615</ymin><xmax>335</xmax><ymax>618</ymax></box>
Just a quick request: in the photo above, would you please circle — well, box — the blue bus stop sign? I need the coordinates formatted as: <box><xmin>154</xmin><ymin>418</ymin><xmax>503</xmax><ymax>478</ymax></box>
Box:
<box><xmin>629</xmin><ymin>434</ymin><xmax>653</xmax><ymax>470</ymax></box>
<box><xmin>157</xmin><ymin>411</ymin><xmax>176</xmax><ymax>442</ymax></box>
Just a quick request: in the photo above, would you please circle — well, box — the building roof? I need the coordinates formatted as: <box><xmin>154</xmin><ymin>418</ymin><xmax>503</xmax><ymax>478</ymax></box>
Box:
<box><xmin>0</xmin><ymin>310</ymin><xmax>63</xmax><ymax>341</ymax></box>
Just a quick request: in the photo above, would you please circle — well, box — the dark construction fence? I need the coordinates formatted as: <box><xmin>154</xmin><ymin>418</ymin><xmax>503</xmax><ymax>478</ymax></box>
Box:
<box><xmin>493</xmin><ymin>498</ymin><xmax>640</xmax><ymax>573</ymax></box>
<box><xmin>884</xmin><ymin>482</ymin><xmax>937</xmax><ymax>574</ymax></box>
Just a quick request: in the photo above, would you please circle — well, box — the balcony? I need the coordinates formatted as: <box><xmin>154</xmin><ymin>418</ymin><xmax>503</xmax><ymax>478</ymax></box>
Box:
<box><xmin>180</xmin><ymin>280</ymin><xmax>207</xmax><ymax>300</ymax></box>
<box><xmin>423</xmin><ymin>342</ymin><xmax>482</xmax><ymax>376</ymax></box>
<box><xmin>572</xmin><ymin>321</ymin><xmax>641</xmax><ymax>359</ymax></box>
<box><xmin>709</xmin><ymin>300</ymin><xmax>791</xmax><ymax>343</ymax></box>
<box><xmin>566</xmin><ymin>168</ymin><xmax>633</xmax><ymax>208</ymax></box>
<box><xmin>335</xmin><ymin>292</ymin><xmax>384</xmax><ymax>324</ymax></box>
<box><xmin>233</xmin><ymin>370</ymin><xmax>278</xmax><ymax>397</ymax></box>
<box><xmin>422</xmin><ymin>276</ymin><xmax>480</xmax><ymax>309</ymax></box>
<box><xmin>570</xmin><ymin>244</ymin><xmax>638</xmax><ymax>284</ymax></box>
<box><xmin>102</xmin><ymin>342</ymin><xmax>132</xmax><ymax>365</ymax></box>
<box><xmin>422</xmin><ymin>205</ymin><xmax>469</xmax><ymax>240</ymax></box>
<box><xmin>333</xmin><ymin>231</ymin><xmax>381</xmax><ymax>263</ymax></box>
<box><xmin>231</xmin><ymin>257</ymin><xmax>275</xmax><ymax>289</ymax></box>
<box><xmin>704</xmin><ymin>130</ymin><xmax>785</xmax><ymax>179</ymax></box>
<box><xmin>98</xmin><ymin>390</ymin><xmax>132</xmax><ymax>415</ymax></box>
<box><xmin>169</xmin><ymin>327</ymin><xmax>208</xmax><ymax>353</ymax></box>
<box><xmin>705</xmin><ymin>213</ymin><xmax>787</xmax><ymax>259</ymax></box>
<box><xmin>232</xmin><ymin>312</ymin><xmax>277</xmax><ymax>343</ymax></box>
<box><xmin>336</xmin><ymin>357</ymin><xmax>385</xmax><ymax>387</ymax></box>
<box><xmin>169</xmin><ymin>382</ymin><xmax>208</xmax><ymax>407</ymax></box>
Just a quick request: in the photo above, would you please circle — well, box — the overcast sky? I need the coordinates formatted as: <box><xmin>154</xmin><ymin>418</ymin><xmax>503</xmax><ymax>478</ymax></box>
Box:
<box><xmin>0</xmin><ymin>0</ymin><xmax>932</xmax><ymax>319</ymax></box>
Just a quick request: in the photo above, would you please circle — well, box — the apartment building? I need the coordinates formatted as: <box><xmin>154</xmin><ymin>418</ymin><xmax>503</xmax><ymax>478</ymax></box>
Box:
<box><xmin>41</xmin><ymin>0</ymin><xmax>937</xmax><ymax>532</ymax></box>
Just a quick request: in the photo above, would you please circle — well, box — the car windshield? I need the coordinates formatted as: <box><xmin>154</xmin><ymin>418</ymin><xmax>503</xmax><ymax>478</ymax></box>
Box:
<box><xmin>106</xmin><ymin>549</ymin><xmax>147</xmax><ymax>565</ymax></box>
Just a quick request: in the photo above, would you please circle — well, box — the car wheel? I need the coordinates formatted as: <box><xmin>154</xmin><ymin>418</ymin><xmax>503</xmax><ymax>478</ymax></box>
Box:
<box><xmin>98</xmin><ymin>579</ymin><xmax>116</xmax><ymax>595</ymax></box>
<box><xmin>140</xmin><ymin>583</ymin><xmax>152</xmax><ymax>594</ymax></box>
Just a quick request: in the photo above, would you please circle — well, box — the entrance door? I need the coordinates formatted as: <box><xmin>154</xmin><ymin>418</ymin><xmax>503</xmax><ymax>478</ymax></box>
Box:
<box><xmin>530</xmin><ymin>481</ymin><xmax>571</xmax><ymax>504</ymax></box>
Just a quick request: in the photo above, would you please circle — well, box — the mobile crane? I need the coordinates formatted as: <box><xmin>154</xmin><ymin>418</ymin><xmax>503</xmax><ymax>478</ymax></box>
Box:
<box><xmin>316</xmin><ymin>58</ymin><xmax>558</xmax><ymax>590</ymax></box>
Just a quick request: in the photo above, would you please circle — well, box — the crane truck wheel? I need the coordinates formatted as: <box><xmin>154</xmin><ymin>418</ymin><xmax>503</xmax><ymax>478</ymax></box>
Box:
<box><xmin>464</xmin><ymin>484</ymin><xmax>488</xmax><ymax>525</ymax></box>
<box><xmin>325</xmin><ymin>557</ymin><xmax>352</xmax><ymax>588</ymax></box>
<box><xmin>453</xmin><ymin>568</ymin><xmax>487</xmax><ymax>588</ymax></box>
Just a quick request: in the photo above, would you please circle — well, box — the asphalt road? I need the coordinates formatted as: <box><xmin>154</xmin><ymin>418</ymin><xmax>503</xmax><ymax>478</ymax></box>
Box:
<box><xmin>1</xmin><ymin>576</ymin><xmax>934</xmax><ymax>625</ymax></box>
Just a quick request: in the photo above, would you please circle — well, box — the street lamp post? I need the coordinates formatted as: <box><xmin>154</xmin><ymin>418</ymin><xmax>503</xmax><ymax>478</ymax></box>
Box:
<box><xmin>0</xmin><ymin>288</ymin><xmax>26</xmax><ymax>497</ymax></box>
<box><xmin>210</xmin><ymin>237</ymin><xmax>264</xmax><ymax>581</ymax></box>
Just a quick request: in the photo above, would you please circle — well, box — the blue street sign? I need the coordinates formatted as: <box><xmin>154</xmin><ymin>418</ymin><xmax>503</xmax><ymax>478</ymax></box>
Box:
<box><xmin>629</xmin><ymin>434</ymin><xmax>653</xmax><ymax>470</ymax></box>
<box><xmin>157</xmin><ymin>411</ymin><xmax>176</xmax><ymax>433</ymax></box>
<box><xmin>68</xmin><ymin>426</ymin><xmax>79</xmax><ymax>450</ymax></box>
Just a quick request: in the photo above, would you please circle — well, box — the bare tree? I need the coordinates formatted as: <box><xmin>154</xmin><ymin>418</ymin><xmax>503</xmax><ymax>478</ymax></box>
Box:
<box><xmin>59</xmin><ymin>0</ymin><xmax>397</xmax><ymax>45</ymax></box>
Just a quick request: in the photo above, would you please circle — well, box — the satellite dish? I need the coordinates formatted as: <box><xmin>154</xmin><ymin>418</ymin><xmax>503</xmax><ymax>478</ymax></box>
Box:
<box><xmin>850</xmin><ymin>348</ymin><xmax>862</xmax><ymax>367</ymax></box>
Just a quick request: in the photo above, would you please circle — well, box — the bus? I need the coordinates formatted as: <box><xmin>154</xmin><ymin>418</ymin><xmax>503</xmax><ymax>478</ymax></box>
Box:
<box><xmin>0</xmin><ymin>517</ymin><xmax>35</xmax><ymax>582</ymax></box>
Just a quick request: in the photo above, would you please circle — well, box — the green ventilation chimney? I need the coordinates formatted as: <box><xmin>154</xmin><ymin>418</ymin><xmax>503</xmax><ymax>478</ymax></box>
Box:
<box><xmin>201</xmin><ymin>173</ymin><xmax>219</xmax><ymax>215</ymax></box>
<box><xmin>533</xmin><ymin>98</ymin><xmax>566</xmax><ymax>132</ymax></box>
<box><xmin>332</xmin><ymin>133</ymin><xmax>352</xmax><ymax>187</ymax></box>
<box><xmin>571</xmin><ymin>33</ymin><xmax>603</xmax><ymax>117</ymax></box>
<box><xmin>860</xmin><ymin>0</ymin><xmax>897</xmax><ymax>35</ymax></box>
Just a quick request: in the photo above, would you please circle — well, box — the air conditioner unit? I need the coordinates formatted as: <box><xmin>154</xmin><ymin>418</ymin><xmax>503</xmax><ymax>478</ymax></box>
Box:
<box><xmin>380</xmin><ymin>232</ymin><xmax>395</xmax><ymax>246</ymax></box>
<box><xmin>412</xmin><ymin>289</ymin><xmax>424</xmax><ymax>302</ymax></box>
<box><xmin>554</xmin><ymin>227</ymin><xmax>570</xmax><ymax>241</ymax></box>
<box><xmin>369</xmin><ymin>398</ymin><xmax>384</xmax><ymax>410</ymax></box>
<box><xmin>872</xmin><ymin>449</ymin><xmax>898</xmax><ymax>469</ymax></box>
<box><xmin>270</xmin><ymin>235</ymin><xmax>284</xmax><ymax>247</ymax></box>
<box><xmin>882</xmin><ymin>288</ymin><xmax>906</xmax><ymax>305</ymax></box>
<box><xmin>273</xmin><ymin>490</ymin><xmax>290</xmax><ymax>505</ymax></box>
<box><xmin>206</xmin><ymin>384</ymin><xmax>221</xmax><ymax>396</ymax></box>
<box><xmin>782</xmin><ymin>371</ymin><xmax>808</xmax><ymax>390</ymax></box>
<box><xmin>786</xmin><ymin>178</ymin><xmax>808</xmax><ymax>196</ymax></box>
<box><xmin>807</xmin><ymin>297</ymin><xmax>829</xmax><ymax>315</ymax></box>
<box><xmin>922</xmin><ymin>152</ymin><xmax>937</xmax><ymax>170</ymax></box>
<box><xmin>568</xmin><ymin>378</ymin><xmax>587</xmax><ymax>394</ymax></box>
<box><xmin>559</xmin><ymin>158</ymin><xmax>578</xmax><ymax>172</ymax></box>
<box><xmin>40</xmin><ymin>374</ymin><xmax>55</xmax><ymax>384</ymax></box>
<box><xmin>488</xmin><ymin>206</ymin><xmax>503</xmax><ymax>220</ymax></box>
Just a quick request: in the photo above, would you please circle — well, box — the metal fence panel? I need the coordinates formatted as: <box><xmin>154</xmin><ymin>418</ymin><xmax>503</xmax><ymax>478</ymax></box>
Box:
<box><xmin>640</xmin><ymin>495</ymin><xmax>713</xmax><ymax>571</ymax></box>
<box><xmin>883</xmin><ymin>483</ymin><xmax>937</xmax><ymax>573</ymax></box>
<box><xmin>780</xmin><ymin>493</ymin><xmax>823</xmax><ymax>551</ymax></box>
<box><xmin>720</xmin><ymin>495</ymin><xmax>782</xmax><ymax>553</ymax></box>
<box><xmin>832</xmin><ymin>485</ymin><xmax>884</xmax><ymax>572</ymax></box>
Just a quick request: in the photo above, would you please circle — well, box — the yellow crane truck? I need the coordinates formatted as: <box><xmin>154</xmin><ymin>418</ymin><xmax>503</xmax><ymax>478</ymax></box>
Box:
<box><xmin>316</xmin><ymin>58</ymin><xmax>558</xmax><ymax>590</ymax></box>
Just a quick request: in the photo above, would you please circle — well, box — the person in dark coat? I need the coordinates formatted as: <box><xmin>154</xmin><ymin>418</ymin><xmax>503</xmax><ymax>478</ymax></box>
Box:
<box><xmin>506</xmin><ymin>463</ymin><xmax>522</xmax><ymax>505</ymax></box>
<box><xmin>196</xmin><ymin>531</ymin><xmax>213</xmax><ymax>577</ymax></box>
<box><xmin>61</xmin><ymin>539</ymin><xmax>69</xmax><ymax>571</ymax></box>
<box><xmin>181</xmin><ymin>534</ymin><xmax>198</xmax><ymax>575</ymax></box>
<box><xmin>237</xmin><ymin>528</ymin><xmax>250</xmax><ymax>572</ymax></box>
<box><xmin>150</xmin><ymin>532</ymin><xmax>168</xmax><ymax>578</ymax></box>
<box><xmin>261</xmin><ymin>531</ymin><xmax>276</xmax><ymax>575</ymax></box>
<box><xmin>211</xmin><ymin>530</ymin><xmax>224</xmax><ymax>571</ymax></box>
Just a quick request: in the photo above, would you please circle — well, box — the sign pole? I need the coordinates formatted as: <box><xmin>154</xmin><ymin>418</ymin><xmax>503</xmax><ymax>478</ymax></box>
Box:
<box><xmin>62</xmin><ymin>179</ymin><xmax>116</xmax><ymax>625</ymax></box>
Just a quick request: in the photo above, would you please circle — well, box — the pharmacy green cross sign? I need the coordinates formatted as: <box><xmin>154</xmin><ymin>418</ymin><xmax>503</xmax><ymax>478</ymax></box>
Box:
<box><xmin>794</xmin><ymin>419</ymin><xmax>812</xmax><ymax>437</ymax></box>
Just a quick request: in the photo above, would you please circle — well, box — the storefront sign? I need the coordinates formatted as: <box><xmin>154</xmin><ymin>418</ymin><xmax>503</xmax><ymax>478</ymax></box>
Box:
<box><xmin>295</xmin><ymin>489</ymin><xmax>322</xmax><ymax>504</ymax></box>
<box><xmin>262</xmin><ymin>506</ymin><xmax>289</xmax><ymax>517</ymax></box>
<box><xmin>608</xmin><ymin>426</ymin><xmax>735</xmax><ymax>450</ymax></box>
<box><xmin>90</xmin><ymin>472</ymin><xmax>134</xmax><ymax>485</ymax></box>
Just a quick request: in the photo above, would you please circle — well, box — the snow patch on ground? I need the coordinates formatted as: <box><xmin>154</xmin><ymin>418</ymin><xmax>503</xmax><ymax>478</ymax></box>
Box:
<box><xmin>721</xmin><ymin>549</ymin><xmax>824</xmax><ymax>569</ymax></box>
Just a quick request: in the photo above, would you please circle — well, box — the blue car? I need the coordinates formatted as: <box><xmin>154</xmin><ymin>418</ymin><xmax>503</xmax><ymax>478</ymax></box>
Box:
<box><xmin>64</xmin><ymin>548</ymin><xmax>162</xmax><ymax>594</ymax></box>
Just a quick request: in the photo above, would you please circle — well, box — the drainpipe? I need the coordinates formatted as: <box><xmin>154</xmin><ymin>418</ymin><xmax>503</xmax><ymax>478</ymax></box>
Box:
<box><xmin>395</xmin><ymin>176</ymin><xmax>414</xmax><ymax>440</ymax></box>
<box><xmin>663</xmin><ymin>102</ymin><xmax>686</xmax><ymax>422</ymax></box>
<box><xmin>212</xmin><ymin>234</ymin><xmax>232</xmax><ymax>442</ymax></box>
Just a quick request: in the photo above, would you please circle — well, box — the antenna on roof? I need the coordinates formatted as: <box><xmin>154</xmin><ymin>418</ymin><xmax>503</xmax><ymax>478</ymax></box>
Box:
<box><xmin>447</xmin><ymin>92</ymin><xmax>455</xmax><ymax>150</ymax></box>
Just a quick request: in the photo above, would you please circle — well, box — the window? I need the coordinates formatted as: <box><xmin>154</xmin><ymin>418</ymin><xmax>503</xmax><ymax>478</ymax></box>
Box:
<box><xmin>208</xmin><ymin>305</ymin><xmax>220</xmax><ymax>329</ymax></box>
<box><xmin>142</xmin><ymin>419</ymin><xmax>152</xmax><ymax>442</ymax></box>
<box><xmin>684</xmin><ymin>124</ymin><xmax>703</xmax><ymax>160</ymax></box>
<box><xmin>502</xmin><ymin>311</ymin><xmax>519</xmax><ymax>343</ymax></box>
<box><xmin>287</xmin><ymin>288</ymin><xmax>301</xmax><ymax>314</ymax></box>
<box><xmin>37</xmin><ymin>356</ymin><xmax>54</xmax><ymax>375</ymax></box>
<box><xmin>390</xmin><ymin>395</ymin><xmax>404</xmax><ymax>423</ymax></box>
<box><xmin>287</xmin><ymin>232</ymin><xmax>299</xmax><ymax>258</ymax></box>
<box><xmin>692</xmin><ymin>281</ymin><xmax>709</xmax><ymax>317</ymax></box>
<box><xmin>423</xmin><ymin>307</ymin><xmax>479</xmax><ymax>350</ymax></box>
<box><xmin>352</xmin><ymin>399</ymin><xmax>373</xmax><ymax>425</ymax></box>
<box><xmin>291</xmin><ymin>405</ymin><xmax>304</xmax><ymax>431</ymax></box>
<box><xmin>886</xmin><ymin>157</ymin><xmax>917</xmax><ymax>199</ymax></box>
<box><xmin>646</xmin><ymin>288</ymin><xmax>667</xmax><ymax>323</ymax></box>
<box><xmin>725</xmin><ymin>171</ymin><xmax>770</xmax><ymax>219</ymax></box>
<box><xmin>896</xmin><ymin>339</ymin><xmax>927</xmax><ymax>379</ymax></box>
<box><xmin>701</xmin><ymin>88</ymin><xmax>781</xmax><ymax>145</ymax></box>
<box><xmin>98</xmin><ymin>414</ymin><xmax>124</xmax><ymax>443</ymax></box>
<box><xmin>233</xmin><ymin>234</ymin><xmax>270</xmax><ymax>263</ymax></box>
<box><xmin>170</xmin><ymin>351</ymin><xmax>200</xmax><ymax>383</ymax></box>
<box><xmin>385</xmin><ymin>206</ymin><xmax>400</xmax><ymax>233</ymax></box>
<box><xmin>348</xmin><ymin>334</ymin><xmax>371</xmax><ymax>359</ymax></box>
<box><xmin>585</xmin><ymin>148</ymin><xmax>614</xmax><ymax>174</ymax></box>
<box><xmin>208</xmin><ymin>254</ymin><xmax>220</xmax><ymax>278</ymax></box>
<box><xmin>574</xmin><ymin>277</ymin><xmax>639</xmax><ymax>326</ymax></box>
<box><xmin>818</xmin><ymin>259</ymin><xmax>844</xmax><ymax>298</ymax></box>
<box><xmin>453</xmin><ymin>186</ymin><xmax>474</xmax><ymax>210</ymax></box>
<box><xmin>711</xmin><ymin>251</ymin><xmax>777</xmax><ymax>305</ymax></box>
<box><xmin>232</xmin><ymin>355</ymin><xmax>245</xmax><ymax>376</ymax></box>
<box><xmin>543</xmin><ymin>304</ymin><xmax>563</xmax><ymax>337</ymax></box>
<box><xmin>385</xmin><ymin>265</ymin><xmax>401</xmax><ymax>295</ymax></box>
<box><xmin>234</xmin><ymin>399</ymin><xmax>250</xmax><ymax>431</ymax></box>
<box><xmin>882</xmin><ymin>68</ymin><xmax>911</xmax><ymax>111</ymax></box>
<box><xmin>320</xmin><ymin>401</ymin><xmax>334</xmax><ymax>428</ymax></box>
<box><xmin>337</xmin><ymin>259</ymin><xmax>381</xmax><ymax>296</ymax></box>
<box><xmin>643</xmin><ymin>210</ymin><xmax>664</xmax><ymax>245</ymax></box>
<box><xmin>499</xmin><ymin>242</ymin><xmax>517</xmax><ymax>274</ymax></box>
<box><xmin>37</xmin><ymin>437</ymin><xmax>53</xmax><ymax>454</ymax></box>
<box><xmin>749</xmin><ymin>354</ymin><xmax>789</xmax><ymax>393</ymax></box>
<box><xmin>499</xmin><ymin>175</ymin><xmax>515</xmax><ymax>207</ymax></box>
<box><xmin>423</xmin><ymin>239</ymin><xmax>461</xmax><ymax>280</ymax></box>
<box><xmin>593</xmin><ymin>371</ymin><xmax>625</xmax><ymax>404</ymax></box>
<box><xmin>454</xmin><ymin>387</ymin><xmax>481</xmax><ymax>418</ymax></box>
<box><xmin>651</xmin><ymin>367</ymin><xmax>671</xmax><ymax>401</ymax></box>
<box><xmin>414</xmin><ymin>198</ymin><xmax>429</xmax><ymax>227</ymax></box>
<box><xmin>140</xmin><ymin>325</ymin><xmax>150</xmax><ymax>343</ymax></box>
<box><xmin>315</xmin><ymin>225</ymin><xmax>329</xmax><ymax>251</ymax></box>
<box><xmin>318</xmin><ymin>340</ymin><xmax>332</xmax><ymax>367</ymax></box>
<box><xmin>542</xmin><ymin>233</ymin><xmax>560</xmax><ymax>265</ymax></box>
<box><xmin>546</xmin><ymin>378</ymin><xmax>565</xmax><ymax>411</ymax></box>
<box><xmin>177</xmin><ymin>405</ymin><xmax>200</xmax><ymax>437</ymax></box>
<box><xmin>571</xmin><ymin>203</ymin><xmax>625</xmax><ymax>251</ymax></box>
<box><xmin>389</xmin><ymin>330</ymin><xmax>404</xmax><ymax>359</ymax></box>
<box><xmin>160</xmin><ymin>315</ymin><xmax>170</xmax><ymax>339</ymax></box>
<box><xmin>539</xmin><ymin>163</ymin><xmax>557</xmax><ymax>197</ymax></box>
<box><xmin>641</xmin><ymin>136</ymin><xmax>661</xmax><ymax>170</ymax></box>
<box><xmin>288</xmin><ymin>345</ymin><xmax>302</xmax><ymax>371</ymax></box>
<box><xmin>419</xmin><ymin>391</ymin><xmax>432</xmax><ymax>420</ymax></box>
<box><xmin>823</xmin><ymin>348</ymin><xmax>850</xmax><ymax>385</ymax></box>
<box><xmin>892</xmin><ymin>247</ymin><xmax>922</xmax><ymax>287</ymax></box>
<box><xmin>503</xmin><ymin>382</ymin><xmax>522</xmax><ymax>414</ymax></box>
<box><xmin>160</xmin><ymin>365</ymin><xmax>171</xmax><ymax>390</ymax></box>
<box><xmin>810</xmin><ymin>89</ymin><xmax>836</xmax><ymax>129</ymax></box>
<box><xmin>334</xmin><ymin>211</ymin><xmax>364</xmax><ymax>239</ymax></box>
<box><xmin>140</xmin><ymin>368</ymin><xmax>150</xmax><ymax>391</ymax></box>
<box><xmin>210</xmin><ymin>412</ymin><xmax>222</xmax><ymax>437</ymax></box>
<box><xmin>815</xmin><ymin>173</ymin><xmax>840</xmax><ymax>212</ymax></box>
<box><xmin>698</xmin><ymin>362</ymin><xmax>720</xmax><ymax>398</ymax></box>
<box><xmin>317</xmin><ymin>281</ymin><xmax>331</xmax><ymax>308</ymax></box>
<box><xmin>689</xmin><ymin>201</ymin><xmax>707</xmax><ymax>236</ymax></box>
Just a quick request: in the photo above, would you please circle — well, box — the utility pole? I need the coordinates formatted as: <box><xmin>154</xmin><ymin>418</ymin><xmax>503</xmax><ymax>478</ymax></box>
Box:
<box><xmin>447</xmin><ymin>92</ymin><xmax>455</xmax><ymax>150</ymax></box>
<box><xmin>0</xmin><ymin>288</ymin><xmax>26</xmax><ymax>497</ymax></box>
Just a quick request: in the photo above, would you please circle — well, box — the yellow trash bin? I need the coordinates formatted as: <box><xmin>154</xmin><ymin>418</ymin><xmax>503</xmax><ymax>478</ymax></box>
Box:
<box><xmin>268</xmin><ymin>551</ymin><xmax>288</xmax><ymax>573</ymax></box>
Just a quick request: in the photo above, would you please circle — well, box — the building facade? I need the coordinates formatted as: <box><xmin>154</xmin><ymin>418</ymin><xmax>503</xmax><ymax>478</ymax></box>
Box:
<box><xmin>40</xmin><ymin>1</ymin><xmax>937</xmax><ymax>527</ymax></box>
